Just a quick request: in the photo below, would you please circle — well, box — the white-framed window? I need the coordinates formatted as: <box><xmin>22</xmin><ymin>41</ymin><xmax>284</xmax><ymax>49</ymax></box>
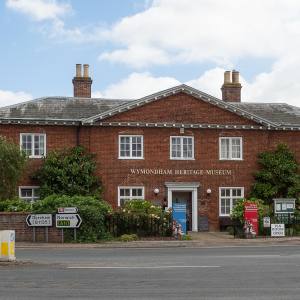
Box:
<box><xmin>219</xmin><ymin>137</ymin><xmax>242</xmax><ymax>160</ymax></box>
<box><xmin>170</xmin><ymin>136</ymin><xmax>194</xmax><ymax>159</ymax></box>
<box><xmin>20</xmin><ymin>133</ymin><xmax>46</xmax><ymax>158</ymax></box>
<box><xmin>19</xmin><ymin>186</ymin><xmax>40</xmax><ymax>203</ymax></box>
<box><xmin>219</xmin><ymin>187</ymin><xmax>244</xmax><ymax>216</ymax></box>
<box><xmin>118</xmin><ymin>187</ymin><xmax>144</xmax><ymax>206</ymax></box>
<box><xmin>119</xmin><ymin>135</ymin><xmax>143</xmax><ymax>159</ymax></box>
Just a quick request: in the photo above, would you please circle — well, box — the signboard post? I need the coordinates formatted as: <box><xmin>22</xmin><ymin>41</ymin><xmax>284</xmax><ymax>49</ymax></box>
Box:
<box><xmin>26</xmin><ymin>214</ymin><xmax>53</xmax><ymax>242</ymax></box>
<box><xmin>244</xmin><ymin>203</ymin><xmax>258</xmax><ymax>238</ymax></box>
<box><xmin>55</xmin><ymin>214</ymin><xmax>82</xmax><ymax>243</ymax></box>
<box><xmin>172</xmin><ymin>203</ymin><xmax>186</xmax><ymax>237</ymax></box>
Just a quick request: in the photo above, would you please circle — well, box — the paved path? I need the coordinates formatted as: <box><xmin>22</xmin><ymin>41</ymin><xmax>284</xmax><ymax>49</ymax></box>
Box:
<box><xmin>15</xmin><ymin>231</ymin><xmax>300</xmax><ymax>249</ymax></box>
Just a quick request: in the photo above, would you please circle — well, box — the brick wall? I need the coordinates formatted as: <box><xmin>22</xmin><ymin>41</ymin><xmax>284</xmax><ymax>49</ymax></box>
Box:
<box><xmin>0</xmin><ymin>212</ymin><xmax>62</xmax><ymax>242</ymax></box>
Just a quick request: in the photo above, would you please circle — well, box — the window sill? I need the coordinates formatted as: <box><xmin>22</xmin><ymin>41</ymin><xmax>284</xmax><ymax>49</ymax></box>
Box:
<box><xmin>118</xmin><ymin>157</ymin><xmax>145</xmax><ymax>160</ymax></box>
<box><xmin>170</xmin><ymin>158</ymin><xmax>195</xmax><ymax>161</ymax></box>
<box><xmin>219</xmin><ymin>159</ymin><xmax>243</xmax><ymax>161</ymax></box>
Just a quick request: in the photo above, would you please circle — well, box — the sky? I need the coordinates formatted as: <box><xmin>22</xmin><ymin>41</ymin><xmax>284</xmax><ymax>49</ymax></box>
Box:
<box><xmin>1</xmin><ymin>0</ymin><xmax>300</xmax><ymax>107</ymax></box>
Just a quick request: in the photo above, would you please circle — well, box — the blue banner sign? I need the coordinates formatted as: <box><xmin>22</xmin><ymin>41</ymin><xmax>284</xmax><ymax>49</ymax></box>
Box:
<box><xmin>173</xmin><ymin>203</ymin><xmax>186</xmax><ymax>237</ymax></box>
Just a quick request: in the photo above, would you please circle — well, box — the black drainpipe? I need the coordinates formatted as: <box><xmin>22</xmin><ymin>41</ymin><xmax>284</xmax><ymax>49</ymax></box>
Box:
<box><xmin>77</xmin><ymin>121</ymin><xmax>82</xmax><ymax>146</ymax></box>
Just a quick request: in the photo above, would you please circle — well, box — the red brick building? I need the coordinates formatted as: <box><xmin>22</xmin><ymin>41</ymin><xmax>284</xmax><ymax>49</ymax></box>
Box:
<box><xmin>1</xmin><ymin>64</ymin><xmax>300</xmax><ymax>231</ymax></box>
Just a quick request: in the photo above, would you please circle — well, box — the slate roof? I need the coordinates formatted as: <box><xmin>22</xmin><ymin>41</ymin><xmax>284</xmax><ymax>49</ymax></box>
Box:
<box><xmin>231</xmin><ymin>103</ymin><xmax>300</xmax><ymax>126</ymax></box>
<box><xmin>0</xmin><ymin>97</ymin><xmax>132</xmax><ymax>121</ymax></box>
<box><xmin>1</xmin><ymin>85</ymin><xmax>300</xmax><ymax>128</ymax></box>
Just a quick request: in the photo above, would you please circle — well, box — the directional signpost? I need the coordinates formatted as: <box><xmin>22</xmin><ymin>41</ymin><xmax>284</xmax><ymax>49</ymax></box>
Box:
<box><xmin>26</xmin><ymin>214</ymin><xmax>52</xmax><ymax>227</ymax></box>
<box><xmin>26</xmin><ymin>214</ymin><xmax>52</xmax><ymax>242</ymax></box>
<box><xmin>55</xmin><ymin>214</ymin><xmax>82</xmax><ymax>228</ymax></box>
<box><xmin>56</xmin><ymin>213</ymin><xmax>82</xmax><ymax>243</ymax></box>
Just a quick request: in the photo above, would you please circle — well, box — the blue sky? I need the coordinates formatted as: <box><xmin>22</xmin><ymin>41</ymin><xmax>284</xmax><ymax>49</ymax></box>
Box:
<box><xmin>1</xmin><ymin>0</ymin><xmax>300</xmax><ymax>107</ymax></box>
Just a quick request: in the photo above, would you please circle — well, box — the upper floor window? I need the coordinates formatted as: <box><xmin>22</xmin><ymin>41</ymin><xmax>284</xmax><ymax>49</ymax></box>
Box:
<box><xmin>219</xmin><ymin>137</ymin><xmax>242</xmax><ymax>160</ymax></box>
<box><xmin>119</xmin><ymin>135</ymin><xmax>143</xmax><ymax>159</ymax></box>
<box><xmin>19</xmin><ymin>186</ymin><xmax>40</xmax><ymax>203</ymax></box>
<box><xmin>219</xmin><ymin>187</ymin><xmax>244</xmax><ymax>216</ymax></box>
<box><xmin>170</xmin><ymin>136</ymin><xmax>194</xmax><ymax>160</ymax></box>
<box><xmin>118</xmin><ymin>187</ymin><xmax>144</xmax><ymax>206</ymax></box>
<box><xmin>20</xmin><ymin>133</ymin><xmax>46</xmax><ymax>158</ymax></box>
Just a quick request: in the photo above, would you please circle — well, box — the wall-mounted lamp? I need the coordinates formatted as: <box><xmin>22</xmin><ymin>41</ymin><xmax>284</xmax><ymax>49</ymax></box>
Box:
<box><xmin>154</xmin><ymin>188</ymin><xmax>159</xmax><ymax>196</ymax></box>
<box><xmin>207</xmin><ymin>189</ymin><xmax>211</xmax><ymax>196</ymax></box>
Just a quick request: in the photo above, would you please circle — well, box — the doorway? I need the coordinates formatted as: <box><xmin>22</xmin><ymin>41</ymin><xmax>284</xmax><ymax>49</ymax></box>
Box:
<box><xmin>172</xmin><ymin>192</ymin><xmax>192</xmax><ymax>231</ymax></box>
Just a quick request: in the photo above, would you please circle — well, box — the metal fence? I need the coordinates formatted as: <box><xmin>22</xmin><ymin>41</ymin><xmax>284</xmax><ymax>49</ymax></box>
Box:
<box><xmin>105</xmin><ymin>214</ymin><xmax>173</xmax><ymax>238</ymax></box>
<box><xmin>233</xmin><ymin>213</ymin><xmax>300</xmax><ymax>238</ymax></box>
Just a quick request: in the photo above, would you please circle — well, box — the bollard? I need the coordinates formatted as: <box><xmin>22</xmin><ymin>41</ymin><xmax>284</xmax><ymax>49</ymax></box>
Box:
<box><xmin>0</xmin><ymin>230</ymin><xmax>16</xmax><ymax>261</ymax></box>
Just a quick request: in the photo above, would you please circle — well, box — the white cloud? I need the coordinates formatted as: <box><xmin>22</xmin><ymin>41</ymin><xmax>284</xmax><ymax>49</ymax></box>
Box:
<box><xmin>92</xmin><ymin>72</ymin><xmax>181</xmax><ymax>99</ymax></box>
<box><xmin>6</xmin><ymin>0</ymin><xmax>73</xmax><ymax>21</ymax></box>
<box><xmin>97</xmin><ymin>0</ymin><xmax>300</xmax><ymax>68</ymax></box>
<box><xmin>0</xmin><ymin>90</ymin><xmax>33</xmax><ymax>107</ymax></box>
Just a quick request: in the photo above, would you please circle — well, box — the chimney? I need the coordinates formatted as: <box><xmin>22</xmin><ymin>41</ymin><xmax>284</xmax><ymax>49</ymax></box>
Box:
<box><xmin>72</xmin><ymin>64</ymin><xmax>92</xmax><ymax>98</ymax></box>
<box><xmin>221</xmin><ymin>70</ymin><xmax>242</xmax><ymax>102</ymax></box>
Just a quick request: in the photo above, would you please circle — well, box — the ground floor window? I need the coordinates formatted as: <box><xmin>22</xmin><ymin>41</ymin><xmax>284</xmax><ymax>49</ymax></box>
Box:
<box><xmin>118</xmin><ymin>187</ymin><xmax>144</xmax><ymax>206</ymax></box>
<box><xmin>219</xmin><ymin>187</ymin><xmax>244</xmax><ymax>216</ymax></box>
<box><xmin>19</xmin><ymin>187</ymin><xmax>40</xmax><ymax>203</ymax></box>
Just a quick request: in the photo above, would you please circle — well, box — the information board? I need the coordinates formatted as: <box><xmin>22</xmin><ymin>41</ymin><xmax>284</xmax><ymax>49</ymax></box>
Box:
<box><xmin>198</xmin><ymin>215</ymin><xmax>209</xmax><ymax>231</ymax></box>
<box><xmin>173</xmin><ymin>203</ymin><xmax>186</xmax><ymax>237</ymax></box>
<box><xmin>271</xmin><ymin>224</ymin><xmax>285</xmax><ymax>236</ymax></box>
<box><xmin>244</xmin><ymin>203</ymin><xmax>258</xmax><ymax>237</ymax></box>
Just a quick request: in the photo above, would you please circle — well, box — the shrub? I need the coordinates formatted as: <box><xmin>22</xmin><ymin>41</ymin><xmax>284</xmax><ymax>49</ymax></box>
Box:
<box><xmin>120</xmin><ymin>234</ymin><xmax>138</xmax><ymax>242</ymax></box>
<box><xmin>180</xmin><ymin>235</ymin><xmax>194</xmax><ymax>241</ymax></box>
<box><xmin>227</xmin><ymin>226</ymin><xmax>234</xmax><ymax>235</ymax></box>
<box><xmin>0</xmin><ymin>197</ymin><xmax>31</xmax><ymax>212</ymax></box>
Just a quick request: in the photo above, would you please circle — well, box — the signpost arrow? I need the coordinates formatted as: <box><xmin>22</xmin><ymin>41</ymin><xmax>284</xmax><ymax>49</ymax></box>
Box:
<box><xmin>26</xmin><ymin>215</ymin><xmax>32</xmax><ymax>226</ymax></box>
<box><xmin>76</xmin><ymin>215</ymin><xmax>82</xmax><ymax>227</ymax></box>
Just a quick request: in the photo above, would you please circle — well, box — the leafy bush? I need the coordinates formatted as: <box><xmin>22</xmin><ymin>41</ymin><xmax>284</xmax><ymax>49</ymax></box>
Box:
<box><xmin>30</xmin><ymin>146</ymin><xmax>103</xmax><ymax>199</ymax></box>
<box><xmin>31</xmin><ymin>194</ymin><xmax>112</xmax><ymax>243</ymax></box>
<box><xmin>0</xmin><ymin>136</ymin><xmax>29</xmax><ymax>201</ymax></box>
<box><xmin>249</xmin><ymin>142</ymin><xmax>300</xmax><ymax>205</ymax></box>
<box><xmin>0</xmin><ymin>197</ymin><xmax>31</xmax><ymax>212</ymax></box>
<box><xmin>120</xmin><ymin>234</ymin><xmax>138</xmax><ymax>242</ymax></box>
<box><xmin>180</xmin><ymin>235</ymin><xmax>194</xmax><ymax>241</ymax></box>
<box><xmin>227</xmin><ymin>226</ymin><xmax>234</xmax><ymax>235</ymax></box>
<box><xmin>110</xmin><ymin>200</ymin><xmax>173</xmax><ymax>237</ymax></box>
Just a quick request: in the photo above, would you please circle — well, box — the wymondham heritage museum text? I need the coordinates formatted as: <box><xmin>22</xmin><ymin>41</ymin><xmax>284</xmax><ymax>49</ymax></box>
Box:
<box><xmin>130</xmin><ymin>169</ymin><xmax>232</xmax><ymax>175</ymax></box>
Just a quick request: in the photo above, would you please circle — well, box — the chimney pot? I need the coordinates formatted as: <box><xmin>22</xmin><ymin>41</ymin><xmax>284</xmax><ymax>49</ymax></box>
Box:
<box><xmin>83</xmin><ymin>64</ymin><xmax>89</xmax><ymax>77</ymax></box>
<box><xmin>72</xmin><ymin>64</ymin><xmax>92</xmax><ymax>98</ymax></box>
<box><xmin>224</xmin><ymin>71</ymin><xmax>231</xmax><ymax>84</ymax></box>
<box><xmin>232</xmin><ymin>70</ymin><xmax>239</xmax><ymax>84</ymax></box>
<box><xmin>76</xmin><ymin>64</ymin><xmax>82</xmax><ymax>77</ymax></box>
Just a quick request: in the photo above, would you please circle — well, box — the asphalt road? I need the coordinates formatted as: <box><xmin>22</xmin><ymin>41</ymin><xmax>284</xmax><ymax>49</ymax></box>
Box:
<box><xmin>1</xmin><ymin>246</ymin><xmax>300</xmax><ymax>299</ymax></box>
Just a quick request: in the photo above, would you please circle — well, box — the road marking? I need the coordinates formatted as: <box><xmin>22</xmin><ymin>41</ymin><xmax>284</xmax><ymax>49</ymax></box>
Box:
<box><xmin>68</xmin><ymin>266</ymin><xmax>220</xmax><ymax>269</ymax></box>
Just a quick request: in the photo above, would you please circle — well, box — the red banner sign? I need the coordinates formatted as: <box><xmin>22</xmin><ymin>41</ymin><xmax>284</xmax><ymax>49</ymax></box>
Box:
<box><xmin>244</xmin><ymin>203</ymin><xmax>258</xmax><ymax>237</ymax></box>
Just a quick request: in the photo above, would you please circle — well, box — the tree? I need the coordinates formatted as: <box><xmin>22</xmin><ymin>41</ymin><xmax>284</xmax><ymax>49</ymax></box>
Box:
<box><xmin>30</xmin><ymin>146</ymin><xmax>103</xmax><ymax>199</ymax></box>
<box><xmin>249</xmin><ymin>142</ymin><xmax>300</xmax><ymax>205</ymax></box>
<box><xmin>0</xmin><ymin>135</ymin><xmax>29</xmax><ymax>201</ymax></box>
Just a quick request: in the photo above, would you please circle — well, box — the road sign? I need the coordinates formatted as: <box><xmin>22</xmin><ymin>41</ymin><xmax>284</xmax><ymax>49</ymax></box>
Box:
<box><xmin>26</xmin><ymin>214</ymin><xmax>52</xmax><ymax>226</ymax></box>
<box><xmin>55</xmin><ymin>214</ymin><xmax>82</xmax><ymax>228</ymax></box>
<box><xmin>58</xmin><ymin>207</ymin><xmax>78</xmax><ymax>214</ymax></box>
